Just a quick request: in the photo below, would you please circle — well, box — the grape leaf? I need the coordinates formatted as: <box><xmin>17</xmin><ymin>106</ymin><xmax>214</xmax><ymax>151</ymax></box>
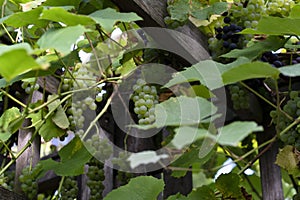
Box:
<box><xmin>172</xmin><ymin>126</ymin><xmax>215</xmax><ymax>149</ymax></box>
<box><xmin>40</xmin><ymin>7</ymin><xmax>95</xmax><ymax>26</ymax></box>
<box><xmin>39</xmin><ymin>116</ymin><xmax>65</xmax><ymax>141</ymax></box>
<box><xmin>104</xmin><ymin>176</ymin><xmax>164</xmax><ymax>200</ymax></box>
<box><xmin>40</xmin><ymin>136</ymin><xmax>92</xmax><ymax>176</ymax></box>
<box><xmin>290</xmin><ymin>5</ymin><xmax>300</xmax><ymax>19</ymax></box>
<box><xmin>0</xmin><ymin>43</ymin><xmax>33</xmax><ymax>55</ymax></box>
<box><xmin>0</xmin><ymin>107</ymin><xmax>21</xmax><ymax>142</ymax></box>
<box><xmin>222</xmin><ymin>36</ymin><xmax>286</xmax><ymax>60</ymax></box>
<box><xmin>43</xmin><ymin>0</ymin><xmax>81</xmax><ymax>8</ymax></box>
<box><xmin>217</xmin><ymin>121</ymin><xmax>263</xmax><ymax>146</ymax></box>
<box><xmin>167</xmin><ymin>0</ymin><xmax>191</xmax><ymax>22</ymax></box>
<box><xmin>89</xmin><ymin>8</ymin><xmax>142</xmax><ymax>32</ymax></box>
<box><xmin>240</xmin><ymin>16</ymin><xmax>300</xmax><ymax>36</ymax></box>
<box><xmin>47</xmin><ymin>95</ymin><xmax>70</xmax><ymax>129</ymax></box>
<box><xmin>37</xmin><ymin>25</ymin><xmax>90</xmax><ymax>54</ymax></box>
<box><xmin>170</xmin><ymin>144</ymin><xmax>215</xmax><ymax>177</ymax></box>
<box><xmin>167</xmin><ymin>186</ymin><xmax>216</xmax><ymax>200</ymax></box>
<box><xmin>4</xmin><ymin>7</ymin><xmax>47</xmax><ymax>27</ymax></box>
<box><xmin>275</xmin><ymin>145</ymin><xmax>300</xmax><ymax>176</ymax></box>
<box><xmin>164</xmin><ymin>57</ymin><xmax>250</xmax><ymax>90</ymax></box>
<box><xmin>155</xmin><ymin>96</ymin><xmax>218</xmax><ymax>128</ymax></box>
<box><xmin>191</xmin><ymin>2</ymin><xmax>228</xmax><ymax>20</ymax></box>
<box><xmin>222</xmin><ymin>61</ymin><xmax>280</xmax><ymax>85</ymax></box>
<box><xmin>279</xmin><ymin>63</ymin><xmax>300</xmax><ymax>77</ymax></box>
<box><xmin>0</xmin><ymin>49</ymin><xmax>44</xmax><ymax>81</ymax></box>
<box><xmin>215</xmin><ymin>173</ymin><xmax>243</xmax><ymax>199</ymax></box>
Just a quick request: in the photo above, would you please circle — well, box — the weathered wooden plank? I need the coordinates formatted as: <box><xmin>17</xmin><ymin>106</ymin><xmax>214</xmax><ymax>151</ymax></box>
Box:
<box><xmin>15</xmin><ymin>91</ymin><xmax>42</xmax><ymax>194</ymax></box>
<box><xmin>37</xmin><ymin>76</ymin><xmax>59</xmax><ymax>94</ymax></box>
<box><xmin>111</xmin><ymin>0</ymin><xmax>210</xmax><ymax>63</ymax></box>
<box><xmin>257</xmin><ymin>126</ymin><xmax>284</xmax><ymax>200</ymax></box>
<box><xmin>0</xmin><ymin>186</ymin><xmax>26</xmax><ymax>200</ymax></box>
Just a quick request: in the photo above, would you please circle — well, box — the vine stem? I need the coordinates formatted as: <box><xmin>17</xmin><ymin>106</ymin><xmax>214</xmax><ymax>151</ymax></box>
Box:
<box><xmin>0</xmin><ymin>94</ymin><xmax>72</xmax><ymax>175</ymax></box>
<box><xmin>240</xmin><ymin>81</ymin><xmax>276</xmax><ymax>109</ymax></box>
<box><xmin>81</xmin><ymin>94</ymin><xmax>113</xmax><ymax>140</ymax></box>
<box><xmin>0</xmin><ymin>88</ymin><xmax>29</xmax><ymax>111</ymax></box>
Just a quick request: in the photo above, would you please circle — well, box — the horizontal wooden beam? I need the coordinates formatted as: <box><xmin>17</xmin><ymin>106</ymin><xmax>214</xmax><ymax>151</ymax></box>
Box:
<box><xmin>112</xmin><ymin>0</ymin><xmax>210</xmax><ymax>63</ymax></box>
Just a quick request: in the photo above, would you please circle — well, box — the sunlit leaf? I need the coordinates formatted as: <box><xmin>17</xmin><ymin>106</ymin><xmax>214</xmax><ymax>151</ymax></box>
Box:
<box><xmin>37</xmin><ymin>25</ymin><xmax>90</xmax><ymax>54</ymax></box>
<box><xmin>40</xmin><ymin>7</ymin><xmax>95</xmax><ymax>26</ymax></box>
<box><xmin>104</xmin><ymin>176</ymin><xmax>164</xmax><ymax>200</ymax></box>
<box><xmin>89</xmin><ymin>8</ymin><xmax>142</xmax><ymax>32</ymax></box>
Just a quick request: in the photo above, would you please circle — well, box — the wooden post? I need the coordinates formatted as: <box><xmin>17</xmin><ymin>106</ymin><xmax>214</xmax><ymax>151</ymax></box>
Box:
<box><xmin>15</xmin><ymin>91</ymin><xmax>42</xmax><ymax>194</ymax></box>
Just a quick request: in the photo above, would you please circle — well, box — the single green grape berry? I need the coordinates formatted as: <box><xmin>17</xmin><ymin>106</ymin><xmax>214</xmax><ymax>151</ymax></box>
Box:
<box><xmin>145</xmin><ymin>99</ymin><xmax>154</xmax><ymax>108</ymax></box>
<box><xmin>62</xmin><ymin>84</ymin><xmax>70</xmax><ymax>91</ymax></box>
<box><xmin>270</xmin><ymin>110</ymin><xmax>277</xmax><ymax>118</ymax></box>
<box><xmin>139</xmin><ymin>106</ymin><xmax>147</xmax><ymax>115</ymax></box>
<box><xmin>290</xmin><ymin>91</ymin><xmax>298</xmax><ymax>99</ymax></box>
<box><xmin>136</xmin><ymin>79</ymin><xmax>146</xmax><ymax>86</ymax></box>
<box><xmin>132</xmin><ymin>95</ymin><xmax>139</xmax><ymax>102</ymax></box>
<box><xmin>142</xmin><ymin>85</ymin><xmax>151</xmax><ymax>93</ymax></box>
<box><xmin>95</xmin><ymin>94</ymin><xmax>103</xmax><ymax>102</ymax></box>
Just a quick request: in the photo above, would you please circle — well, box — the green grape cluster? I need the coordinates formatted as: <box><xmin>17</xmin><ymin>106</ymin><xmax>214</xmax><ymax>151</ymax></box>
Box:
<box><xmin>270</xmin><ymin>91</ymin><xmax>300</xmax><ymax>150</ymax></box>
<box><xmin>62</xmin><ymin>63</ymin><xmax>106</xmax><ymax>133</ymax></box>
<box><xmin>116</xmin><ymin>171</ymin><xmax>133</xmax><ymax>186</ymax></box>
<box><xmin>85</xmin><ymin>134</ymin><xmax>113</xmax><ymax>160</ymax></box>
<box><xmin>21</xmin><ymin>78</ymin><xmax>40</xmax><ymax>94</ymax></box>
<box><xmin>266</xmin><ymin>0</ymin><xmax>296</xmax><ymax>17</ymax></box>
<box><xmin>0</xmin><ymin>171</ymin><xmax>15</xmax><ymax>191</ymax></box>
<box><xmin>131</xmin><ymin>78</ymin><xmax>159</xmax><ymax>125</ymax></box>
<box><xmin>228</xmin><ymin>84</ymin><xmax>250</xmax><ymax>110</ymax></box>
<box><xmin>19</xmin><ymin>163</ymin><xmax>42</xmax><ymax>199</ymax></box>
<box><xmin>60</xmin><ymin>176</ymin><xmax>78</xmax><ymax>200</ymax></box>
<box><xmin>87</xmin><ymin>158</ymin><xmax>105</xmax><ymax>200</ymax></box>
<box><xmin>209</xmin><ymin>0</ymin><xmax>267</xmax><ymax>61</ymax></box>
<box><xmin>111</xmin><ymin>152</ymin><xmax>131</xmax><ymax>170</ymax></box>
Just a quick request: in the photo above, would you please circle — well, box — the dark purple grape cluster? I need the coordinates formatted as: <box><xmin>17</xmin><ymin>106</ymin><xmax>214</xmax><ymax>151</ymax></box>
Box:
<box><xmin>261</xmin><ymin>51</ymin><xmax>300</xmax><ymax>67</ymax></box>
<box><xmin>215</xmin><ymin>17</ymin><xmax>244</xmax><ymax>50</ymax></box>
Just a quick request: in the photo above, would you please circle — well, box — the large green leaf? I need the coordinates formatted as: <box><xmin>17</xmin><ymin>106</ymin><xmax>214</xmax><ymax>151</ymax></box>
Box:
<box><xmin>104</xmin><ymin>176</ymin><xmax>164</xmax><ymax>200</ymax></box>
<box><xmin>240</xmin><ymin>16</ymin><xmax>300</xmax><ymax>36</ymax></box>
<box><xmin>0</xmin><ymin>107</ymin><xmax>21</xmax><ymax>142</ymax></box>
<box><xmin>47</xmin><ymin>95</ymin><xmax>70</xmax><ymax>129</ymax></box>
<box><xmin>43</xmin><ymin>0</ymin><xmax>81</xmax><ymax>8</ymax></box>
<box><xmin>4</xmin><ymin>7</ymin><xmax>47</xmax><ymax>27</ymax></box>
<box><xmin>217</xmin><ymin>121</ymin><xmax>263</xmax><ymax>146</ymax></box>
<box><xmin>37</xmin><ymin>25</ymin><xmax>90</xmax><ymax>54</ymax></box>
<box><xmin>170</xmin><ymin>144</ymin><xmax>215</xmax><ymax>177</ymax></box>
<box><xmin>39</xmin><ymin>116</ymin><xmax>65</xmax><ymax>141</ymax></box>
<box><xmin>167</xmin><ymin>0</ymin><xmax>199</xmax><ymax>22</ymax></box>
<box><xmin>89</xmin><ymin>8</ymin><xmax>142</xmax><ymax>32</ymax></box>
<box><xmin>290</xmin><ymin>5</ymin><xmax>300</xmax><ymax>18</ymax></box>
<box><xmin>164</xmin><ymin>57</ymin><xmax>250</xmax><ymax>90</ymax></box>
<box><xmin>40</xmin><ymin>136</ymin><xmax>92</xmax><ymax>176</ymax></box>
<box><xmin>215</xmin><ymin>173</ymin><xmax>243</xmax><ymax>199</ymax></box>
<box><xmin>154</xmin><ymin>96</ymin><xmax>218</xmax><ymax>128</ymax></box>
<box><xmin>40</xmin><ymin>7</ymin><xmax>95</xmax><ymax>26</ymax></box>
<box><xmin>0</xmin><ymin>43</ymin><xmax>33</xmax><ymax>55</ymax></box>
<box><xmin>192</xmin><ymin>2</ymin><xmax>228</xmax><ymax>20</ymax></box>
<box><xmin>172</xmin><ymin>126</ymin><xmax>214</xmax><ymax>149</ymax></box>
<box><xmin>0</xmin><ymin>49</ymin><xmax>44</xmax><ymax>81</ymax></box>
<box><xmin>222</xmin><ymin>36</ymin><xmax>286</xmax><ymax>60</ymax></box>
<box><xmin>222</xmin><ymin>61</ymin><xmax>280</xmax><ymax>85</ymax></box>
<box><xmin>279</xmin><ymin>64</ymin><xmax>300</xmax><ymax>77</ymax></box>
<box><xmin>275</xmin><ymin>145</ymin><xmax>300</xmax><ymax>176</ymax></box>
<box><xmin>167</xmin><ymin>186</ymin><xmax>216</xmax><ymax>200</ymax></box>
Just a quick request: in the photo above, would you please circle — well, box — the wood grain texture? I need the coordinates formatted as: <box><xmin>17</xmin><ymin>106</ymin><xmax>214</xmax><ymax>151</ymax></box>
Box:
<box><xmin>111</xmin><ymin>0</ymin><xmax>210</xmax><ymax>63</ymax></box>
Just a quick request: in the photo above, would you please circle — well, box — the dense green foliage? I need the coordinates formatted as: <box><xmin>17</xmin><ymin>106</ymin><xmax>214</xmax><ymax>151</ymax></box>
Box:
<box><xmin>0</xmin><ymin>0</ymin><xmax>300</xmax><ymax>199</ymax></box>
